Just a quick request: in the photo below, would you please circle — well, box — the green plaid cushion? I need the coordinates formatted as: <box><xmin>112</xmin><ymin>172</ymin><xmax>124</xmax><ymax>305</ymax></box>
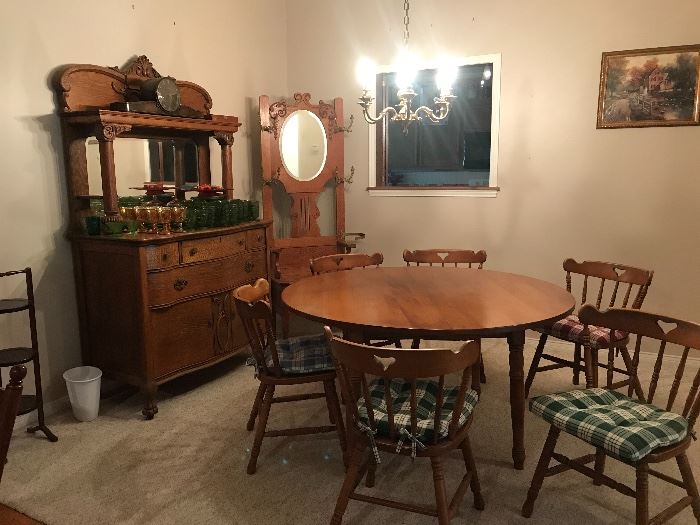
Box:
<box><xmin>358</xmin><ymin>379</ymin><xmax>479</xmax><ymax>442</ymax></box>
<box><xmin>530</xmin><ymin>388</ymin><xmax>689</xmax><ymax>463</ymax></box>
<box><xmin>267</xmin><ymin>333</ymin><xmax>334</xmax><ymax>374</ymax></box>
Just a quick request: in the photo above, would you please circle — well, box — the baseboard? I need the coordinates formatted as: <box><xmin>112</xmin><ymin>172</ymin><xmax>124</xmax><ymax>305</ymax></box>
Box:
<box><xmin>13</xmin><ymin>395</ymin><xmax>69</xmax><ymax>432</ymax></box>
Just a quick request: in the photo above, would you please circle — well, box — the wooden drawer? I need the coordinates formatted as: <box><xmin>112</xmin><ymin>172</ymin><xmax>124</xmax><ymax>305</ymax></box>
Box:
<box><xmin>145</xmin><ymin>243</ymin><xmax>179</xmax><ymax>270</ymax></box>
<box><xmin>148</xmin><ymin>250</ymin><xmax>267</xmax><ymax>307</ymax></box>
<box><xmin>180</xmin><ymin>232</ymin><xmax>246</xmax><ymax>264</ymax></box>
<box><xmin>246</xmin><ymin>228</ymin><xmax>266</xmax><ymax>252</ymax></box>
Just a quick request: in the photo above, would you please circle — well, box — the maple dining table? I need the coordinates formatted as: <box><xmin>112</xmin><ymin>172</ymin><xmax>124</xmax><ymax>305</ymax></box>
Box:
<box><xmin>282</xmin><ymin>266</ymin><xmax>575</xmax><ymax>470</ymax></box>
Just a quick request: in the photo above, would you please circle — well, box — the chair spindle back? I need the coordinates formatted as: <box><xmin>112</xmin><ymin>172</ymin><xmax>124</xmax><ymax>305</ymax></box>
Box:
<box><xmin>233</xmin><ymin>278</ymin><xmax>281</xmax><ymax>376</ymax></box>
<box><xmin>325</xmin><ymin>327</ymin><xmax>481</xmax><ymax>445</ymax></box>
<box><xmin>403</xmin><ymin>249</ymin><xmax>487</xmax><ymax>269</ymax></box>
<box><xmin>563</xmin><ymin>259</ymin><xmax>653</xmax><ymax>310</ymax></box>
<box><xmin>309</xmin><ymin>252</ymin><xmax>383</xmax><ymax>275</ymax></box>
<box><xmin>579</xmin><ymin>305</ymin><xmax>700</xmax><ymax>432</ymax></box>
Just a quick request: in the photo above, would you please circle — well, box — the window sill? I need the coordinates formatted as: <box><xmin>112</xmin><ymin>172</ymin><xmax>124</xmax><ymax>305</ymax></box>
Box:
<box><xmin>367</xmin><ymin>186</ymin><xmax>500</xmax><ymax>198</ymax></box>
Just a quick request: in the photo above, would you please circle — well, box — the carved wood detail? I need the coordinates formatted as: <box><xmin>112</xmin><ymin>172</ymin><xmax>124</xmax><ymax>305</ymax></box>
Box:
<box><xmin>95</xmin><ymin>123</ymin><xmax>132</xmax><ymax>141</ymax></box>
<box><xmin>290</xmin><ymin>193</ymin><xmax>321</xmax><ymax>238</ymax></box>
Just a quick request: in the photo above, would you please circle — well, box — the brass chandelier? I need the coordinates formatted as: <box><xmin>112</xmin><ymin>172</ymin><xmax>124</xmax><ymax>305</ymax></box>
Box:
<box><xmin>356</xmin><ymin>0</ymin><xmax>458</xmax><ymax>133</ymax></box>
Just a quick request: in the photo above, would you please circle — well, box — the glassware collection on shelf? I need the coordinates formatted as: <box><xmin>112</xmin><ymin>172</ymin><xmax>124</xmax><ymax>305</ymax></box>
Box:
<box><xmin>85</xmin><ymin>190</ymin><xmax>260</xmax><ymax>236</ymax></box>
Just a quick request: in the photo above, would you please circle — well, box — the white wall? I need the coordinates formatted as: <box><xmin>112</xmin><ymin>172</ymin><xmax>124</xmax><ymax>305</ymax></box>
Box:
<box><xmin>286</xmin><ymin>0</ymin><xmax>700</xmax><ymax>320</ymax></box>
<box><xmin>0</xmin><ymin>0</ymin><xmax>288</xmax><ymax>402</ymax></box>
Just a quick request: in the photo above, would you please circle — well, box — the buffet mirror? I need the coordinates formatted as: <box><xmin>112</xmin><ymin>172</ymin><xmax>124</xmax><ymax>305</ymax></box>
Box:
<box><xmin>85</xmin><ymin>137</ymin><xmax>199</xmax><ymax>196</ymax></box>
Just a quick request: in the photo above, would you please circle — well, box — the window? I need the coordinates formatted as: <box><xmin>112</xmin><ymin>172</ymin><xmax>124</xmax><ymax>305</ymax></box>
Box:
<box><xmin>368</xmin><ymin>54</ymin><xmax>501</xmax><ymax>197</ymax></box>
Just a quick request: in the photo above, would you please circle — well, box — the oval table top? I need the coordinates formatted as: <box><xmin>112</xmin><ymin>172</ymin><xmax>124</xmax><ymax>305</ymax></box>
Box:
<box><xmin>282</xmin><ymin>267</ymin><xmax>575</xmax><ymax>337</ymax></box>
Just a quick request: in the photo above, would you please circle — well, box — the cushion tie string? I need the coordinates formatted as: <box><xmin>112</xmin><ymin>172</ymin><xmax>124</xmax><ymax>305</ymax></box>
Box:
<box><xmin>396</xmin><ymin>428</ymin><xmax>427</xmax><ymax>459</ymax></box>
<box><xmin>357</xmin><ymin>421</ymin><xmax>381</xmax><ymax>464</ymax></box>
<box><xmin>244</xmin><ymin>357</ymin><xmax>260</xmax><ymax>378</ymax></box>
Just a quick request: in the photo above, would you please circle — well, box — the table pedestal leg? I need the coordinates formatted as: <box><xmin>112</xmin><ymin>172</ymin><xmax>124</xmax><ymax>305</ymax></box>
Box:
<box><xmin>508</xmin><ymin>330</ymin><xmax>526</xmax><ymax>470</ymax></box>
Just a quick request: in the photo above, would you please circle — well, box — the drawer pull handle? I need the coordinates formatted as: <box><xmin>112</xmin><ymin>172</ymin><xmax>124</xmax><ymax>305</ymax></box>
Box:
<box><xmin>238</xmin><ymin>239</ymin><xmax>245</xmax><ymax>246</ymax></box>
<box><xmin>162</xmin><ymin>253</ymin><xmax>169</xmax><ymax>261</ymax></box>
<box><xmin>174</xmin><ymin>279</ymin><xmax>188</xmax><ymax>291</ymax></box>
<box><xmin>256</xmin><ymin>234</ymin><xmax>263</xmax><ymax>242</ymax></box>
<box><xmin>189</xmin><ymin>247</ymin><xmax>198</xmax><ymax>256</ymax></box>
<box><xmin>244</xmin><ymin>261</ymin><xmax>255</xmax><ymax>273</ymax></box>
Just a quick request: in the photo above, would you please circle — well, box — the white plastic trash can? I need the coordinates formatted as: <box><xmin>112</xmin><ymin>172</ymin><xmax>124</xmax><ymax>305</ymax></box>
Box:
<box><xmin>63</xmin><ymin>366</ymin><xmax>102</xmax><ymax>422</ymax></box>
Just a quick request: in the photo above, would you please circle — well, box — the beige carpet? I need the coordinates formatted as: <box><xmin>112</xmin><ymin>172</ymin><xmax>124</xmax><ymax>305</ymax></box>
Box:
<box><xmin>1</xmin><ymin>338</ymin><xmax>698</xmax><ymax>525</ymax></box>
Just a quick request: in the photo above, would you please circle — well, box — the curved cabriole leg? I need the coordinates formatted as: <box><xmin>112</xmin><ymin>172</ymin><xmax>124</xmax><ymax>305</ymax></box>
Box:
<box><xmin>247</xmin><ymin>382</ymin><xmax>266</xmax><ymax>431</ymax></box>
<box><xmin>522</xmin><ymin>425</ymin><xmax>560</xmax><ymax>518</ymax></box>
<box><xmin>431</xmin><ymin>456</ymin><xmax>450</xmax><ymax>525</ymax></box>
<box><xmin>462</xmin><ymin>436</ymin><xmax>485</xmax><ymax>510</ymax></box>
<box><xmin>676</xmin><ymin>453</ymin><xmax>700</xmax><ymax>523</ymax></box>
<box><xmin>330</xmin><ymin>438</ymin><xmax>365</xmax><ymax>525</ymax></box>
<box><xmin>247</xmin><ymin>385</ymin><xmax>274</xmax><ymax>475</ymax></box>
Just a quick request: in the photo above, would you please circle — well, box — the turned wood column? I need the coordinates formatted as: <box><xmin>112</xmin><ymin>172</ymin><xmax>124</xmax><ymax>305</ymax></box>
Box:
<box><xmin>95</xmin><ymin>124</ymin><xmax>131</xmax><ymax>219</ymax></box>
<box><xmin>214</xmin><ymin>132</ymin><xmax>234</xmax><ymax>200</ymax></box>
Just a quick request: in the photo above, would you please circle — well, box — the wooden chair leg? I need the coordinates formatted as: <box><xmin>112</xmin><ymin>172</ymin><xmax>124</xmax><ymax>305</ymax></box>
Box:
<box><xmin>365</xmin><ymin>453</ymin><xmax>376</xmax><ymax>488</ymax></box>
<box><xmin>593</xmin><ymin>448</ymin><xmax>606</xmax><ymax>486</ymax></box>
<box><xmin>411</xmin><ymin>338</ymin><xmax>421</xmax><ymax>349</ymax></box>
<box><xmin>461</xmin><ymin>436</ymin><xmax>485</xmax><ymax>510</ymax></box>
<box><xmin>324</xmin><ymin>379</ymin><xmax>347</xmax><ymax>464</ymax></box>
<box><xmin>247</xmin><ymin>385</ymin><xmax>274</xmax><ymax>475</ymax></box>
<box><xmin>572</xmin><ymin>344</ymin><xmax>581</xmax><ymax>385</ymax></box>
<box><xmin>636</xmin><ymin>462</ymin><xmax>649</xmax><ymax>525</ymax></box>
<box><xmin>522</xmin><ymin>425</ymin><xmax>560</xmax><ymax>518</ymax></box>
<box><xmin>331</xmin><ymin>438</ymin><xmax>366</xmax><ymax>525</ymax></box>
<box><xmin>430</xmin><ymin>456</ymin><xmax>450</xmax><ymax>525</ymax></box>
<box><xmin>246</xmin><ymin>382</ymin><xmax>266</xmax><ymax>431</ymax></box>
<box><xmin>677</xmin><ymin>453</ymin><xmax>700</xmax><ymax>523</ymax></box>
<box><xmin>525</xmin><ymin>333</ymin><xmax>548</xmax><ymax>398</ymax></box>
<box><xmin>479</xmin><ymin>356</ymin><xmax>487</xmax><ymax>384</ymax></box>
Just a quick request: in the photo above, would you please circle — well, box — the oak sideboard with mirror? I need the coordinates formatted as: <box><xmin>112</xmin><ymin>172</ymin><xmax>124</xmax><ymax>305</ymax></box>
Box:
<box><xmin>54</xmin><ymin>55</ymin><xmax>269</xmax><ymax>418</ymax></box>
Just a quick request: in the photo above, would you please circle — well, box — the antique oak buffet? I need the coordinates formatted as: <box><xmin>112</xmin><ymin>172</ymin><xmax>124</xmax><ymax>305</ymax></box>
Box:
<box><xmin>54</xmin><ymin>56</ymin><xmax>269</xmax><ymax>418</ymax></box>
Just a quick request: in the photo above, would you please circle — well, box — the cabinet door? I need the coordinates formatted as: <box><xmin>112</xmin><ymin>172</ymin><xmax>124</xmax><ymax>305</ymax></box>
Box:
<box><xmin>150</xmin><ymin>297</ymin><xmax>215</xmax><ymax>378</ymax></box>
<box><xmin>212</xmin><ymin>291</ymin><xmax>251</xmax><ymax>355</ymax></box>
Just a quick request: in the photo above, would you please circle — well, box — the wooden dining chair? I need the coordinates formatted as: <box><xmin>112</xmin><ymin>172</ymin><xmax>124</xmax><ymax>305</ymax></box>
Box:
<box><xmin>233</xmin><ymin>278</ymin><xmax>346</xmax><ymax>474</ymax></box>
<box><xmin>310</xmin><ymin>252</ymin><xmax>400</xmax><ymax>348</ymax></box>
<box><xmin>403</xmin><ymin>249</ymin><xmax>488</xmax><ymax>383</ymax></box>
<box><xmin>525</xmin><ymin>258</ymin><xmax>653</xmax><ymax>397</ymax></box>
<box><xmin>0</xmin><ymin>365</ymin><xmax>26</xmax><ymax>483</ymax></box>
<box><xmin>522</xmin><ymin>305</ymin><xmax>700</xmax><ymax>524</ymax></box>
<box><xmin>325</xmin><ymin>328</ymin><xmax>485</xmax><ymax>525</ymax></box>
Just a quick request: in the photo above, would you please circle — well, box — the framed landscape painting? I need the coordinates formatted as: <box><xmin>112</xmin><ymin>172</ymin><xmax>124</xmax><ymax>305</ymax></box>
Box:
<box><xmin>597</xmin><ymin>44</ymin><xmax>700</xmax><ymax>128</ymax></box>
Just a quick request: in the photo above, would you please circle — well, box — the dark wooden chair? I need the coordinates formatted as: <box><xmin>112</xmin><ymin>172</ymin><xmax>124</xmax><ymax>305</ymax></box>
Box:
<box><xmin>0</xmin><ymin>365</ymin><xmax>26</xmax><ymax>483</ymax></box>
<box><xmin>522</xmin><ymin>305</ymin><xmax>700</xmax><ymax>524</ymax></box>
<box><xmin>0</xmin><ymin>268</ymin><xmax>56</xmax><ymax>442</ymax></box>
<box><xmin>403</xmin><ymin>249</ymin><xmax>488</xmax><ymax>383</ymax></box>
<box><xmin>232</xmin><ymin>278</ymin><xmax>346</xmax><ymax>474</ymax></box>
<box><xmin>325</xmin><ymin>328</ymin><xmax>484</xmax><ymax>525</ymax></box>
<box><xmin>525</xmin><ymin>258</ymin><xmax>653</xmax><ymax>397</ymax></box>
<box><xmin>310</xmin><ymin>252</ymin><xmax>400</xmax><ymax>348</ymax></box>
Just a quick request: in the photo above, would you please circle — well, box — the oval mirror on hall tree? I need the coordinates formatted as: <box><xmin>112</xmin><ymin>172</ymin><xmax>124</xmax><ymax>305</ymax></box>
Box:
<box><xmin>279</xmin><ymin>110</ymin><xmax>327</xmax><ymax>181</ymax></box>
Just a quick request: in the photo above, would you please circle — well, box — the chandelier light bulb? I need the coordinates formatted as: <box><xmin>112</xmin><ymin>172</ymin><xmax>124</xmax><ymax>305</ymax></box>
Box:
<box><xmin>436</xmin><ymin>62</ymin><xmax>459</xmax><ymax>96</ymax></box>
<box><xmin>395</xmin><ymin>48</ymin><xmax>418</xmax><ymax>90</ymax></box>
<box><xmin>356</xmin><ymin>57</ymin><xmax>377</xmax><ymax>93</ymax></box>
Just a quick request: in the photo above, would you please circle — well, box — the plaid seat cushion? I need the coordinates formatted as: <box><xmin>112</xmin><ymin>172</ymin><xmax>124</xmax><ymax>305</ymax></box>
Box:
<box><xmin>530</xmin><ymin>388</ymin><xmax>688</xmax><ymax>463</ymax></box>
<box><xmin>537</xmin><ymin>314</ymin><xmax>627</xmax><ymax>349</ymax></box>
<box><xmin>266</xmin><ymin>333</ymin><xmax>334</xmax><ymax>374</ymax></box>
<box><xmin>358</xmin><ymin>379</ymin><xmax>479</xmax><ymax>442</ymax></box>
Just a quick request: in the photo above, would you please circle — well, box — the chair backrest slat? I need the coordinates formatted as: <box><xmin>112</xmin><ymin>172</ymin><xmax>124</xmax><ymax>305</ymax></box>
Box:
<box><xmin>403</xmin><ymin>249</ymin><xmax>487</xmax><ymax>269</ymax></box>
<box><xmin>563</xmin><ymin>259</ymin><xmax>653</xmax><ymax>310</ymax></box>
<box><xmin>325</xmin><ymin>328</ymin><xmax>480</xmax><ymax>446</ymax></box>
<box><xmin>233</xmin><ymin>278</ymin><xmax>280</xmax><ymax>376</ymax></box>
<box><xmin>579</xmin><ymin>305</ymin><xmax>700</xmax><ymax>432</ymax></box>
<box><xmin>310</xmin><ymin>252</ymin><xmax>383</xmax><ymax>275</ymax></box>
<box><xmin>648</xmin><ymin>340</ymin><xmax>667</xmax><ymax>404</ymax></box>
<box><xmin>668</xmin><ymin>347</ymin><xmax>691</xmax><ymax>411</ymax></box>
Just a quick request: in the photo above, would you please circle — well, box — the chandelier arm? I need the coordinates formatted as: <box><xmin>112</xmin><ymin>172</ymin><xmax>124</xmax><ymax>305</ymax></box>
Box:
<box><xmin>414</xmin><ymin>104</ymin><xmax>451</xmax><ymax>123</ymax></box>
<box><xmin>360</xmin><ymin>105</ymin><xmax>399</xmax><ymax>124</ymax></box>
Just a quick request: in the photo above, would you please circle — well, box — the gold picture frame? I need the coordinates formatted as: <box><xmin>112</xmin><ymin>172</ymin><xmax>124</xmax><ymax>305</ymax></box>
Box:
<box><xmin>597</xmin><ymin>44</ymin><xmax>700</xmax><ymax>129</ymax></box>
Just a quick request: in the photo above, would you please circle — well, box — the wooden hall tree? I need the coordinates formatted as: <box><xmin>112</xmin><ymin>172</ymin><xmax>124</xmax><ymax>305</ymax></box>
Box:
<box><xmin>259</xmin><ymin>93</ymin><xmax>361</xmax><ymax>334</ymax></box>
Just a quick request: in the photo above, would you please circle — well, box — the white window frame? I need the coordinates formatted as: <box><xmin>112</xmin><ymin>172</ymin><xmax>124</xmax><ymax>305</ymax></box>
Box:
<box><xmin>367</xmin><ymin>53</ymin><xmax>501</xmax><ymax>197</ymax></box>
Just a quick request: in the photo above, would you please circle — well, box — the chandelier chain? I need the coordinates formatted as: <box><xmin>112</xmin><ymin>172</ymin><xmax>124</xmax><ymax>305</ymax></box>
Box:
<box><xmin>403</xmin><ymin>0</ymin><xmax>410</xmax><ymax>46</ymax></box>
